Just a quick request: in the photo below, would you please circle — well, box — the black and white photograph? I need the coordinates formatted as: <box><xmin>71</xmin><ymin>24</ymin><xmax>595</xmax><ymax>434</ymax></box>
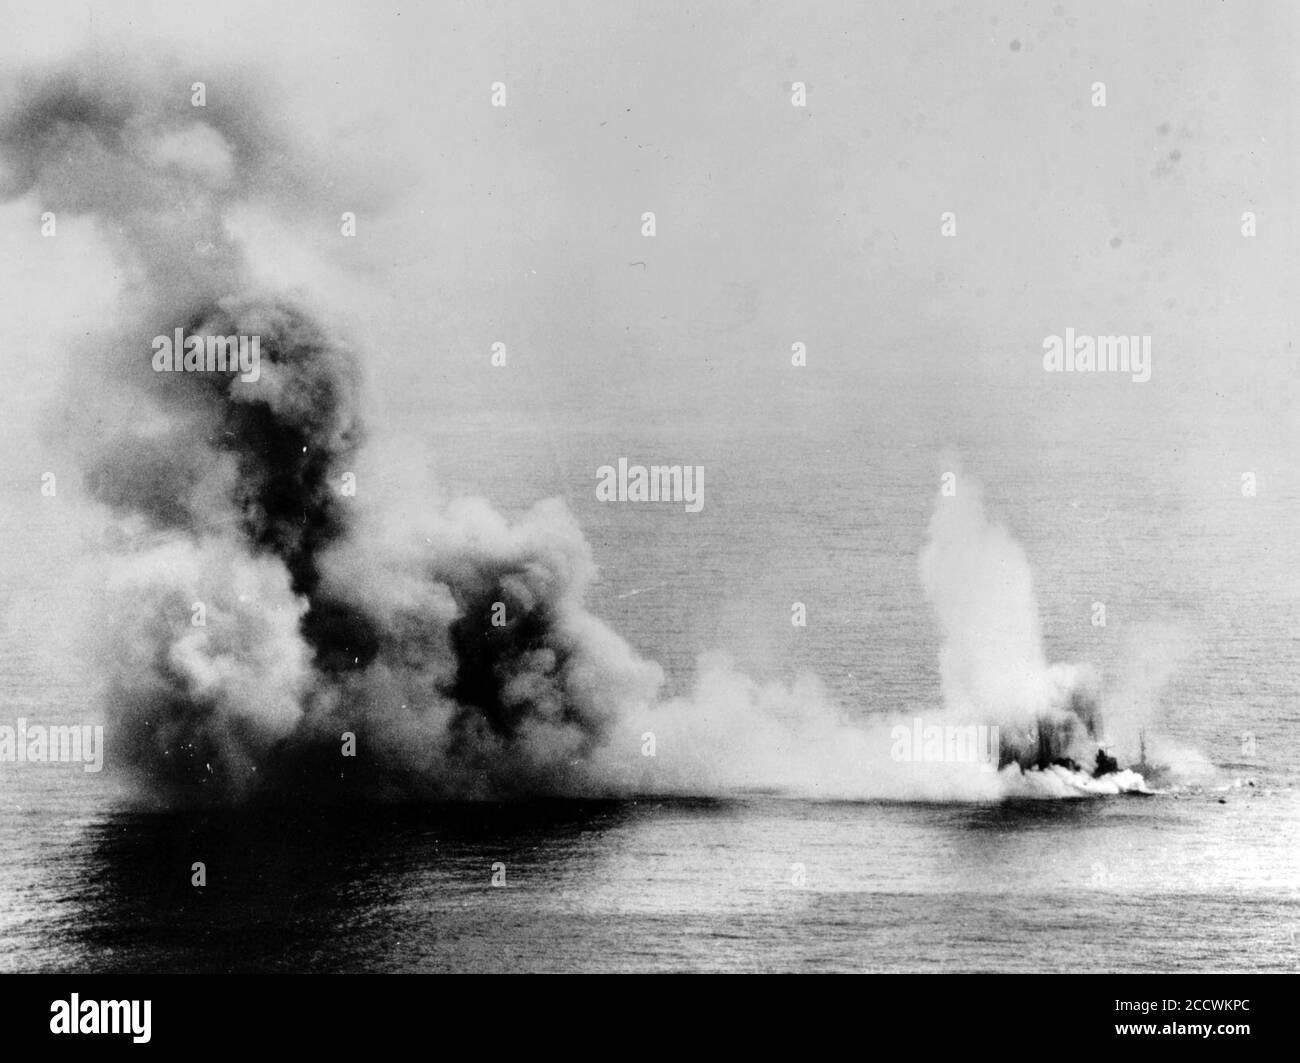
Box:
<box><xmin>0</xmin><ymin>0</ymin><xmax>1294</xmax><ymax>1029</ymax></box>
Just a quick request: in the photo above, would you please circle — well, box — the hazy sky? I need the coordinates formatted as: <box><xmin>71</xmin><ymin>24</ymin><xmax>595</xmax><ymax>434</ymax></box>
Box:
<box><xmin>0</xmin><ymin>0</ymin><xmax>1295</xmax><ymax>497</ymax></box>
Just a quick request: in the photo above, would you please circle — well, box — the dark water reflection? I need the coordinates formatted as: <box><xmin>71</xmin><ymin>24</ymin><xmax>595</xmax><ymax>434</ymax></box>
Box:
<box><xmin>50</xmin><ymin>800</ymin><xmax>658</xmax><ymax>972</ymax></box>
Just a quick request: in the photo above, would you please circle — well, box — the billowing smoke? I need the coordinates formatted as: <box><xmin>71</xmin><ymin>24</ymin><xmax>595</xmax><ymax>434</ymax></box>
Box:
<box><xmin>1</xmin><ymin>62</ymin><xmax>1179</xmax><ymax>804</ymax></box>
<box><xmin>0</xmin><ymin>62</ymin><xmax>666</xmax><ymax>803</ymax></box>
<box><xmin>918</xmin><ymin>473</ymin><xmax>1148</xmax><ymax>794</ymax></box>
<box><xmin>631</xmin><ymin>476</ymin><xmax>1162</xmax><ymax>801</ymax></box>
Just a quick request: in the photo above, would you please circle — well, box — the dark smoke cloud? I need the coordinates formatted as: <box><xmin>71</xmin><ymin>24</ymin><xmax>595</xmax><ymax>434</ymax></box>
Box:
<box><xmin>0</xmin><ymin>59</ymin><xmax>666</xmax><ymax>803</ymax></box>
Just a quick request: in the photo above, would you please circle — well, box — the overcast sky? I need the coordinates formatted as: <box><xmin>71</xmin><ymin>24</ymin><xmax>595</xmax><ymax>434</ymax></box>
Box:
<box><xmin>0</xmin><ymin>0</ymin><xmax>1294</xmax><ymax>491</ymax></box>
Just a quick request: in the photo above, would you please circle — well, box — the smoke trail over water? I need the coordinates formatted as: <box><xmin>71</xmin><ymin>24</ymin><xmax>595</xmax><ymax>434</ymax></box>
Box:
<box><xmin>1</xmin><ymin>63</ymin><xmax>1169</xmax><ymax>804</ymax></box>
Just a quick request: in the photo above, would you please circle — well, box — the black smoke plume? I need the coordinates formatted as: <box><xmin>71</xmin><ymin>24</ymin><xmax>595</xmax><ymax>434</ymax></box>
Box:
<box><xmin>0</xmin><ymin>61</ymin><xmax>663</xmax><ymax>803</ymax></box>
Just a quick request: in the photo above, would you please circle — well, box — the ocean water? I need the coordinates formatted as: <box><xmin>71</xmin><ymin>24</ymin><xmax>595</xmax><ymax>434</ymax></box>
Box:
<box><xmin>2</xmin><ymin>420</ymin><xmax>1298</xmax><ymax>972</ymax></box>
<box><xmin>1</xmin><ymin>786</ymin><xmax>1297</xmax><ymax>972</ymax></box>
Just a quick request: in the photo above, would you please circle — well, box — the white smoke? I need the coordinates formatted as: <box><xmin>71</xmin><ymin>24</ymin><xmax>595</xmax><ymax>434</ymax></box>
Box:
<box><xmin>615</xmin><ymin>472</ymin><xmax>1157</xmax><ymax>800</ymax></box>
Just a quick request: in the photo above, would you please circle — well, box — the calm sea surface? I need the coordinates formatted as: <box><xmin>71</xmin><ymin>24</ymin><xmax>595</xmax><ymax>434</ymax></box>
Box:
<box><xmin>2</xmin><ymin>425</ymin><xmax>1297</xmax><ymax>972</ymax></box>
